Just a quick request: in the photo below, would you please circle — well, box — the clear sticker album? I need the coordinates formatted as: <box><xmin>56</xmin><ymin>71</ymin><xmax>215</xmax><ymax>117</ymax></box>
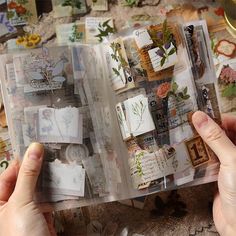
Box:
<box><xmin>0</xmin><ymin>18</ymin><xmax>221</xmax><ymax>210</ymax></box>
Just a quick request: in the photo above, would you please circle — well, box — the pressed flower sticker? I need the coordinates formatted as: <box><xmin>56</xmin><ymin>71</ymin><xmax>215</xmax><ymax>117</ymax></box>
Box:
<box><xmin>16</xmin><ymin>34</ymin><xmax>41</xmax><ymax>48</ymax></box>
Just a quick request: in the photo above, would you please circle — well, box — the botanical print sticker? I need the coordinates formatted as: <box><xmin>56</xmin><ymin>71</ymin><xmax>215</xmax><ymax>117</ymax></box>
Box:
<box><xmin>52</xmin><ymin>0</ymin><xmax>87</xmax><ymax>18</ymax></box>
<box><xmin>7</xmin><ymin>0</ymin><xmax>38</xmax><ymax>25</ymax></box>
<box><xmin>217</xmin><ymin>58</ymin><xmax>236</xmax><ymax>114</ymax></box>
<box><xmin>124</xmin><ymin>94</ymin><xmax>155</xmax><ymax>137</ymax></box>
<box><xmin>13</xmin><ymin>46</ymin><xmax>72</xmax><ymax>93</ymax></box>
<box><xmin>85</xmin><ymin>17</ymin><xmax>115</xmax><ymax>44</ymax></box>
<box><xmin>38</xmin><ymin>107</ymin><xmax>83</xmax><ymax>144</ymax></box>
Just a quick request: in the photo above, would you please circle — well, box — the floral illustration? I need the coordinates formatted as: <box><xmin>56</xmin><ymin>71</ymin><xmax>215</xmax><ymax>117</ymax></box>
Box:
<box><xmin>219</xmin><ymin>65</ymin><xmax>236</xmax><ymax>98</ymax></box>
<box><xmin>62</xmin><ymin>0</ymin><xmax>82</xmax><ymax>9</ymax></box>
<box><xmin>167</xmin><ymin>81</ymin><xmax>190</xmax><ymax>102</ymax></box>
<box><xmin>156</xmin><ymin>82</ymin><xmax>171</xmax><ymax>99</ymax></box>
<box><xmin>135</xmin><ymin>151</ymin><xmax>144</xmax><ymax>176</ymax></box>
<box><xmin>16</xmin><ymin>34</ymin><xmax>41</xmax><ymax>49</ymax></box>
<box><xmin>7</xmin><ymin>0</ymin><xmax>32</xmax><ymax>22</ymax></box>
<box><xmin>110</xmin><ymin>41</ymin><xmax>129</xmax><ymax>84</ymax></box>
<box><xmin>149</xmin><ymin>20</ymin><xmax>177</xmax><ymax>67</ymax></box>
<box><xmin>69</xmin><ymin>23</ymin><xmax>84</xmax><ymax>42</ymax></box>
<box><xmin>95</xmin><ymin>19</ymin><xmax>116</xmax><ymax>42</ymax></box>
<box><xmin>132</xmin><ymin>100</ymin><xmax>147</xmax><ymax>131</ymax></box>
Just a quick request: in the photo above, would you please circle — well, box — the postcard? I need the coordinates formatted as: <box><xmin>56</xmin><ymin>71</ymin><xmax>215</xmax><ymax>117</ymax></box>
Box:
<box><xmin>56</xmin><ymin>22</ymin><xmax>85</xmax><ymax>45</ymax></box>
<box><xmin>91</xmin><ymin>0</ymin><xmax>108</xmax><ymax>11</ymax></box>
<box><xmin>7</xmin><ymin>0</ymin><xmax>38</xmax><ymax>26</ymax></box>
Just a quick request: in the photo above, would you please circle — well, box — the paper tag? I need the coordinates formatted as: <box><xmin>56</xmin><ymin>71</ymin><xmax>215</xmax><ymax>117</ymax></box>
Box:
<box><xmin>42</xmin><ymin>160</ymin><xmax>85</xmax><ymax>197</ymax></box>
<box><xmin>133</xmin><ymin>29</ymin><xmax>153</xmax><ymax>49</ymax></box>
<box><xmin>91</xmin><ymin>0</ymin><xmax>108</xmax><ymax>11</ymax></box>
<box><xmin>56</xmin><ymin>22</ymin><xmax>85</xmax><ymax>45</ymax></box>
<box><xmin>7</xmin><ymin>0</ymin><xmax>38</xmax><ymax>26</ymax></box>
<box><xmin>148</xmin><ymin>43</ymin><xmax>177</xmax><ymax>72</ymax></box>
<box><xmin>124</xmin><ymin>95</ymin><xmax>155</xmax><ymax>137</ymax></box>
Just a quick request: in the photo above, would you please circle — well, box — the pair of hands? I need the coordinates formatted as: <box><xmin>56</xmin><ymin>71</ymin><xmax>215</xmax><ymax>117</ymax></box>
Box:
<box><xmin>0</xmin><ymin>111</ymin><xmax>236</xmax><ymax>236</ymax></box>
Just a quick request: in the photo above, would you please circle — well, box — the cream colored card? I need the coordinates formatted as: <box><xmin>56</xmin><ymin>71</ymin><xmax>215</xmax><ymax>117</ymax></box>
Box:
<box><xmin>85</xmin><ymin>17</ymin><xmax>114</xmax><ymax>44</ymax></box>
<box><xmin>56</xmin><ymin>22</ymin><xmax>85</xmax><ymax>45</ymax></box>
<box><xmin>7</xmin><ymin>0</ymin><xmax>38</xmax><ymax>25</ymax></box>
<box><xmin>124</xmin><ymin>95</ymin><xmax>155</xmax><ymax>137</ymax></box>
<box><xmin>133</xmin><ymin>29</ymin><xmax>153</xmax><ymax>49</ymax></box>
<box><xmin>91</xmin><ymin>0</ymin><xmax>108</xmax><ymax>11</ymax></box>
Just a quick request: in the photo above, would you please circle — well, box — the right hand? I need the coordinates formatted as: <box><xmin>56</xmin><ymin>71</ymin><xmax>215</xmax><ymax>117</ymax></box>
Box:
<box><xmin>192</xmin><ymin>112</ymin><xmax>236</xmax><ymax>236</ymax></box>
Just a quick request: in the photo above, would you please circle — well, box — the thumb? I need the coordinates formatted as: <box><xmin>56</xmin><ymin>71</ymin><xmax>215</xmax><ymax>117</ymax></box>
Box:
<box><xmin>12</xmin><ymin>143</ymin><xmax>44</xmax><ymax>203</ymax></box>
<box><xmin>192</xmin><ymin>111</ymin><xmax>236</xmax><ymax>167</ymax></box>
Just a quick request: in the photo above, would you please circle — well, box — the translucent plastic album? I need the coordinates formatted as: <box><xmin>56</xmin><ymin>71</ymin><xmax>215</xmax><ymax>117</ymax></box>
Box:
<box><xmin>0</xmin><ymin>18</ymin><xmax>221</xmax><ymax>210</ymax></box>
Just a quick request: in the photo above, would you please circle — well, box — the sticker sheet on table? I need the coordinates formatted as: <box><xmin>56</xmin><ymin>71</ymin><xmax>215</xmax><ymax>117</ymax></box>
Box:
<box><xmin>0</xmin><ymin>19</ymin><xmax>221</xmax><ymax>207</ymax></box>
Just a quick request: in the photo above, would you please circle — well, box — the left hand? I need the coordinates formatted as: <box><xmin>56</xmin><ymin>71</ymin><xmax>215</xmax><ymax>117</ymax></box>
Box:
<box><xmin>0</xmin><ymin>143</ymin><xmax>57</xmax><ymax>236</ymax></box>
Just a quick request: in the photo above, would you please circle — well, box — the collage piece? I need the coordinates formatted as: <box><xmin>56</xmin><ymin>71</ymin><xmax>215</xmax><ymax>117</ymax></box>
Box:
<box><xmin>91</xmin><ymin>0</ymin><xmax>108</xmax><ymax>11</ymax></box>
<box><xmin>56</xmin><ymin>22</ymin><xmax>86</xmax><ymax>45</ymax></box>
<box><xmin>52</xmin><ymin>0</ymin><xmax>87</xmax><ymax>18</ymax></box>
<box><xmin>85</xmin><ymin>17</ymin><xmax>115</xmax><ymax>44</ymax></box>
<box><xmin>133</xmin><ymin>21</ymin><xmax>184</xmax><ymax>81</ymax></box>
<box><xmin>7</xmin><ymin>0</ymin><xmax>38</xmax><ymax>26</ymax></box>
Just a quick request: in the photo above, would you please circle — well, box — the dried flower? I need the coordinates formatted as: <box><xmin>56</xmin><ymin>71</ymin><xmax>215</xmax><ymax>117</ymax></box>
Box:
<box><xmin>156</xmin><ymin>82</ymin><xmax>171</xmax><ymax>99</ymax></box>
<box><xmin>8</xmin><ymin>1</ymin><xmax>17</xmax><ymax>9</ymax></box>
<box><xmin>28</xmin><ymin>34</ymin><xmax>41</xmax><ymax>45</ymax></box>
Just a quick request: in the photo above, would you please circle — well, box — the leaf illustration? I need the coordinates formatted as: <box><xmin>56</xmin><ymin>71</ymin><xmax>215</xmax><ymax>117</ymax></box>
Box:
<box><xmin>183</xmin><ymin>95</ymin><xmax>190</xmax><ymax>100</ymax></box>
<box><xmin>172</xmin><ymin>82</ymin><xmax>178</xmax><ymax>92</ymax></box>
<box><xmin>112</xmin><ymin>68</ymin><xmax>120</xmax><ymax>77</ymax></box>
<box><xmin>102</xmin><ymin>19</ymin><xmax>111</xmax><ymax>27</ymax></box>
<box><xmin>168</xmin><ymin>47</ymin><xmax>176</xmax><ymax>56</ymax></box>
<box><xmin>183</xmin><ymin>87</ymin><xmax>188</xmax><ymax>95</ymax></box>
<box><xmin>222</xmin><ymin>84</ymin><xmax>236</xmax><ymax>97</ymax></box>
<box><xmin>160</xmin><ymin>57</ymin><xmax>166</xmax><ymax>67</ymax></box>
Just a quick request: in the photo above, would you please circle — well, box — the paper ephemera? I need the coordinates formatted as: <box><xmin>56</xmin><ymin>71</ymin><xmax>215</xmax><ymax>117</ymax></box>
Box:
<box><xmin>56</xmin><ymin>22</ymin><xmax>85</xmax><ymax>45</ymax></box>
<box><xmin>52</xmin><ymin>0</ymin><xmax>87</xmax><ymax>18</ymax></box>
<box><xmin>85</xmin><ymin>17</ymin><xmax>115</xmax><ymax>44</ymax></box>
<box><xmin>133</xmin><ymin>29</ymin><xmax>153</xmax><ymax>49</ymax></box>
<box><xmin>91</xmin><ymin>0</ymin><xmax>108</xmax><ymax>11</ymax></box>
<box><xmin>0</xmin><ymin>12</ymin><xmax>16</xmax><ymax>37</ymax></box>
<box><xmin>7</xmin><ymin>0</ymin><xmax>38</xmax><ymax>26</ymax></box>
<box><xmin>123</xmin><ymin>95</ymin><xmax>155</xmax><ymax>137</ymax></box>
<box><xmin>38</xmin><ymin>107</ymin><xmax>83</xmax><ymax>144</ymax></box>
<box><xmin>42</xmin><ymin>160</ymin><xmax>85</xmax><ymax>197</ymax></box>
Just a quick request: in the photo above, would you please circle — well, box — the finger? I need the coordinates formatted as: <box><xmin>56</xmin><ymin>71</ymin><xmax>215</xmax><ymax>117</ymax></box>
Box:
<box><xmin>12</xmin><ymin>143</ymin><xmax>44</xmax><ymax>203</ymax></box>
<box><xmin>192</xmin><ymin>111</ymin><xmax>236</xmax><ymax>167</ymax></box>
<box><xmin>0</xmin><ymin>160</ymin><xmax>19</xmax><ymax>202</ymax></box>
<box><xmin>222</xmin><ymin>114</ymin><xmax>236</xmax><ymax>133</ymax></box>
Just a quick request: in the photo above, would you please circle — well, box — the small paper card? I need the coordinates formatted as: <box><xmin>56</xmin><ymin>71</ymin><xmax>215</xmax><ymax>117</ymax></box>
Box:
<box><xmin>52</xmin><ymin>0</ymin><xmax>87</xmax><ymax>18</ymax></box>
<box><xmin>85</xmin><ymin>17</ymin><xmax>115</xmax><ymax>44</ymax></box>
<box><xmin>7</xmin><ymin>0</ymin><xmax>38</xmax><ymax>26</ymax></box>
<box><xmin>38</xmin><ymin>107</ymin><xmax>83</xmax><ymax>144</ymax></box>
<box><xmin>133</xmin><ymin>29</ymin><xmax>153</xmax><ymax>49</ymax></box>
<box><xmin>42</xmin><ymin>160</ymin><xmax>85</xmax><ymax>197</ymax></box>
<box><xmin>0</xmin><ymin>12</ymin><xmax>16</xmax><ymax>37</ymax></box>
<box><xmin>91</xmin><ymin>0</ymin><xmax>108</xmax><ymax>11</ymax></box>
<box><xmin>56</xmin><ymin>22</ymin><xmax>85</xmax><ymax>45</ymax></box>
<box><xmin>124</xmin><ymin>95</ymin><xmax>155</xmax><ymax>137</ymax></box>
<box><xmin>148</xmin><ymin>43</ymin><xmax>177</xmax><ymax>72</ymax></box>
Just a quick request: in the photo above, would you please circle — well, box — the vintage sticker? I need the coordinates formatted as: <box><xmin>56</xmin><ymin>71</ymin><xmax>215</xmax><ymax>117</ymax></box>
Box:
<box><xmin>148</xmin><ymin>43</ymin><xmax>177</xmax><ymax>72</ymax></box>
<box><xmin>56</xmin><ymin>22</ymin><xmax>85</xmax><ymax>45</ymax></box>
<box><xmin>133</xmin><ymin>29</ymin><xmax>153</xmax><ymax>49</ymax></box>
<box><xmin>116</xmin><ymin>103</ymin><xmax>131</xmax><ymax>140</ymax></box>
<box><xmin>7</xmin><ymin>0</ymin><xmax>38</xmax><ymax>26</ymax></box>
<box><xmin>0</xmin><ymin>12</ymin><xmax>16</xmax><ymax>37</ymax></box>
<box><xmin>42</xmin><ymin>160</ymin><xmax>85</xmax><ymax>196</ymax></box>
<box><xmin>136</xmin><ymin>22</ymin><xmax>182</xmax><ymax>81</ymax></box>
<box><xmin>185</xmin><ymin>136</ymin><xmax>210</xmax><ymax>167</ymax></box>
<box><xmin>13</xmin><ymin>46</ymin><xmax>73</xmax><ymax>93</ymax></box>
<box><xmin>91</xmin><ymin>0</ymin><xmax>108</xmax><ymax>11</ymax></box>
<box><xmin>38</xmin><ymin>107</ymin><xmax>83</xmax><ymax>144</ymax></box>
<box><xmin>216</xmin><ymin>58</ymin><xmax>236</xmax><ymax>114</ymax></box>
<box><xmin>65</xmin><ymin>144</ymin><xmax>89</xmax><ymax>164</ymax></box>
<box><xmin>85</xmin><ymin>17</ymin><xmax>115</xmax><ymax>44</ymax></box>
<box><xmin>108</xmin><ymin>37</ymin><xmax>136</xmax><ymax>92</ymax></box>
<box><xmin>52</xmin><ymin>0</ymin><xmax>87</xmax><ymax>18</ymax></box>
<box><xmin>123</xmin><ymin>94</ymin><xmax>155</xmax><ymax>137</ymax></box>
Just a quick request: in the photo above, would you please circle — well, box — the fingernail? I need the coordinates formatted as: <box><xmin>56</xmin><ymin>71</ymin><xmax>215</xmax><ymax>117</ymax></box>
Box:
<box><xmin>193</xmin><ymin>111</ymin><xmax>209</xmax><ymax>129</ymax></box>
<box><xmin>28</xmin><ymin>143</ymin><xmax>44</xmax><ymax>160</ymax></box>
